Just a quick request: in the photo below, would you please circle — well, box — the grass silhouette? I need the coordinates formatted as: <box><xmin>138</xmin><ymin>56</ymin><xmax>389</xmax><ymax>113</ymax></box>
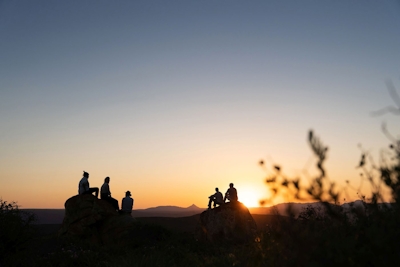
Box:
<box><xmin>2</xmin><ymin>82</ymin><xmax>400</xmax><ymax>266</ymax></box>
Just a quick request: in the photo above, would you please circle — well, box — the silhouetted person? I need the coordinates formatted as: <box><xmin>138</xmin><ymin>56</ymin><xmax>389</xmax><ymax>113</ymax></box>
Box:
<box><xmin>100</xmin><ymin>177</ymin><xmax>119</xmax><ymax>211</ymax></box>
<box><xmin>78</xmin><ymin>171</ymin><xmax>99</xmax><ymax>198</ymax></box>
<box><xmin>121</xmin><ymin>191</ymin><xmax>134</xmax><ymax>215</ymax></box>
<box><xmin>224</xmin><ymin>183</ymin><xmax>238</xmax><ymax>202</ymax></box>
<box><xmin>208</xmin><ymin>187</ymin><xmax>224</xmax><ymax>209</ymax></box>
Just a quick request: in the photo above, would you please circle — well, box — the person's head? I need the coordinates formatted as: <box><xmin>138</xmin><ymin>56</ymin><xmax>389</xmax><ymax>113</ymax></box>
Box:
<box><xmin>215</xmin><ymin>187</ymin><xmax>219</xmax><ymax>192</ymax></box>
<box><xmin>83</xmin><ymin>171</ymin><xmax>89</xmax><ymax>178</ymax></box>
<box><xmin>229</xmin><ymin>183</ymin><xmax>234</xmax><ymax>188</ymax></box>
<box><xmin>104</xmin><ymin>177</ymin><xmax>110</xmax><ymax>183</ymax></box>
<box><xmin>126</xmin><ymin>191</ymin><xmax>131</xmax><ymax>197</ymax></box>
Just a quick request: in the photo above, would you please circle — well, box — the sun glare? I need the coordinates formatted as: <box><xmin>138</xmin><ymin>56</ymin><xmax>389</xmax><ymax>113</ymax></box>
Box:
<box><xmin>238</xmin><ymin>185</ymin><xmax>266</xmax><ymax>207</ymax></box>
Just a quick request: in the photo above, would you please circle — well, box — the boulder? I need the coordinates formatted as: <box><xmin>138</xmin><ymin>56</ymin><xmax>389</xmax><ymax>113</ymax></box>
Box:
<box><xmin>197</xmin><ymin>201</ymin><xmax>257</xmax><ymax>243</ymax></box>
<box><xmin>59</xmin><ymin>194</ymin><xmax>136</xmax><ymax>245</ymax></box>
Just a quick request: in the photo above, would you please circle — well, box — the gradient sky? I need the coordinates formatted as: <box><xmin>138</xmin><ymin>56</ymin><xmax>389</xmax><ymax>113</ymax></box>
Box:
<box><xmin>1</xmin><ymin>1</ymin><xmax>400</xmax><ymax>209</ymax></box>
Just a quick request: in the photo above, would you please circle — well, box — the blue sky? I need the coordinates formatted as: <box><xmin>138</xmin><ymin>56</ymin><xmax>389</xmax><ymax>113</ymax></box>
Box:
<box><xmin>1</xmin><ymin>1</ymin><xmax>400</xmax><ymax>208</ymax></box>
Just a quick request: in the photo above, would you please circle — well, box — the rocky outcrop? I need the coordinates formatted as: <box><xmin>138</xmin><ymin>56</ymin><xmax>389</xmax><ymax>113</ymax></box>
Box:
<box><xmin>59</xmin><ymin>194</ymin><xmax>136</xmax><ymax>245</ymax></box>
<box><xmin>197</xmin><ymin>201</ymin><xmax>257</xmax><ymax>243</ymax></box>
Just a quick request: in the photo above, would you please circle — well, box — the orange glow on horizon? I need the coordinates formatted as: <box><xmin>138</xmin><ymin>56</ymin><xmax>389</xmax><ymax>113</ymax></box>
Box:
<box><xmin>237</xmin><ymin>184</ymin><xmax>268</xmax><ymax>208</ymax></box>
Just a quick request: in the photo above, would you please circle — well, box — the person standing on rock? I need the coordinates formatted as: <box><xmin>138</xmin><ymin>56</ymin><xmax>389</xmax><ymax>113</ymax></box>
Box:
<box><xmin>224</xmin><ymin>183</ymin><xmax>238</xmax><ymax>202</ymax></box>
<box><xmin>100</xmin><ymin>177</ymin><xmax>119</xmax><ymax>211</ymax></box>
<box><xmin>121</xmin><ymin>191</ymin><xmax>134</xmax><ymax>215</ymax></box>
<box><xmin>78</xmin><ymin>171</ymin><xmax>99</xmax><ymax>198</ymax></box>
<box><xmin>208</xmin><ymin>187</ymin><xmax>224</xmax><ymax>209</ymax></box>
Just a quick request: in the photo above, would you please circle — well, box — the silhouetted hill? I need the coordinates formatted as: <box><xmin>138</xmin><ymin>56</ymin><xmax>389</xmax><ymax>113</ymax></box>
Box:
<box><xmin>248</xmin><ymin>202</ymin><xmax>326</xmax><ymax>216</ymax></box>
<box><xmin>131</xmin><ymin>204</ymin><xmax>204</xmax><ymax>218</ymax></box>
<box><xmin>25</xmin><ymin>209</ymin><xmax>65</xmax><ymax>224</ymax></box>
<box><xmin>32</xmin><ymin>214</ymin><xmax>288</xmax><ymax>234</ymax></box>
<box><xmin>136</xmin><ymin>214</ymin><xmax>202</xmax><ymax>232</ymax></box>
<box><xmin>24</xmin><ymin>201</ymin><xmax>383</xmax><ymax>224</ymax></box>
<box><xmin>24</xmin><ymin>205</ymin><xmax>205</xmax><ymax>224</ymax></box>
<box><xmin>251</xmin><ymin>200</ymin><xmax>391</xmax><ymax>218</ymax></box>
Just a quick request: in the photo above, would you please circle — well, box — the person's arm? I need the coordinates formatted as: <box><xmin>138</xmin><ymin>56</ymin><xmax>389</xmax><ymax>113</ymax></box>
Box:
<box><xmin>84</xmin><ymin>180</ymin><xmax>90</xmax><ymax>192</ymax></box>
<box><xmin>106</xmin><ymin>184</ymin><xmax>111</xmax><ymax>196</ymax></box>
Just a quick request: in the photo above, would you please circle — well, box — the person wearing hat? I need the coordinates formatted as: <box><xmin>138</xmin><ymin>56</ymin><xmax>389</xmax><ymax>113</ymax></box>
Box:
<box><xmin>121</xmin><ymin>191</ymin><xmax>134</xmax><ymax>215</ymax></box>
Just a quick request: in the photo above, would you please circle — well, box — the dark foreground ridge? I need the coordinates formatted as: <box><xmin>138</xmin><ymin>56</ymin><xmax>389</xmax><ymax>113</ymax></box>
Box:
<box><xmin>25</xmin><ymin>200</ymin><xmax>378</xmax><ymax>224</ymax></box>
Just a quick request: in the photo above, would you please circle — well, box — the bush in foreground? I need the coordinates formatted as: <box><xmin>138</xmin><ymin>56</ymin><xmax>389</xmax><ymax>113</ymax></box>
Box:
<box><xmin>0</xmin><ymin>199</ymin><xmax>36</xmax><ymax>262</ymax></box>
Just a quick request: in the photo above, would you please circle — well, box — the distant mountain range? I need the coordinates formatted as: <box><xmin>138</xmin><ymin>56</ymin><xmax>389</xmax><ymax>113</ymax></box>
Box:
<box><xmin>24</xmin><ymin>205</ymin><xmax>207</xmax><ymax>224</ymax></box>
<box><xmin>131</xmin><ymin>204</ymin><xmax>203</xmax><ymax>218</ymax></box>
<box><xmin>25</xmin><ymin>200</ymin><xmax>382</xmax><ymax>224</ymax></box>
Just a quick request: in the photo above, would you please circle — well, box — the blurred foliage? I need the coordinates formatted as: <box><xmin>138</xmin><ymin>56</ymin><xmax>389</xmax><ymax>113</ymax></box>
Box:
<box><xmin>256</xmin><ymin>128</ymin><xmax>400</xmax><ymax>266</ymax></box>
<box><xmin>6</xmin><ymin>124</ymin><xmax>400</xmax><ymax>266</ymax></box>
<box><xmin>260</xmin><ymin>130</ymin><xmax>342</xmax><ymax>207</ymax></box>
<box><xmin>255</xmin><ymin>80</ymin><xmax>400</xmax><ymax>266</ymax></box>
<box><xmin>0</xmin><ymin>199</ymin><xmax>36</xmax><ymax>261</ymax></box>
<box><xmin>5</xmin><ymin>139</ymin><xmax>400</xmax><ymax>266</ymax></box>
<box><xmin>4</xmin><ymin>82</ymin><xmax>400</xmax><ymax>266</ymax></box>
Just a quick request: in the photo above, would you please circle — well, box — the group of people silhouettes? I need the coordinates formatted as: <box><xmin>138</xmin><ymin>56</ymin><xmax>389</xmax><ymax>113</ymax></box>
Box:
<box><xmin>208</xmin><ymin>183</ymin><xmax>238</xmax><ymax>209</ymax></box>
<box><xmin>78</xmin><ymin>171</ymin><xmax>237</xmax><ymax>212</ymax></box>
<box><xmin>78</xmin><ymin>171</ymin><xmax>133</xmax><ymax>214</ymax></box>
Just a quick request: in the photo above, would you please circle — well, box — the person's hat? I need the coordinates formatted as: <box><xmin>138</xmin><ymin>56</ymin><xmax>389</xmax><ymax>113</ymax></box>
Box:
<box><xmin>126</xmin><ymin>191</ymin><xmax>131</xmax><ymax>196</ymax></box>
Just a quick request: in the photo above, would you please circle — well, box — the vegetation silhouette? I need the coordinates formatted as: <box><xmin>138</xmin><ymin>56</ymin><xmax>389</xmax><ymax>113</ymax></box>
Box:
<box><xmin>256</xmin><ymin>80</ymin><xmax>400</xmax><ymax>266</ymax></box>
<box><xmin>2</xmin><ymin>81</ymin><xmax>400</xmax><ymax>266</ymax></box>
<box><xmin>0</xmin><ymin>199</ymin><xmax>36</xmax><ymax>260</ymax></box>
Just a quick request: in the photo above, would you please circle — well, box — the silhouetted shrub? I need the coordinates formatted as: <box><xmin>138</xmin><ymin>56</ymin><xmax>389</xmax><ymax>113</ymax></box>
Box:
<box><xmin>253</xmin><ymin>82</ymin><xmax>400</xmax><ymax>266</ymax></box>
<box><xmin>0</xmin><ymin>199</ymin><xmax>36</xmax><ymax>261</ymax></box>
<box><xmin>258</xmin><ymin>129</ymin><xmax>400</xmax><ymax>264</ymax></box>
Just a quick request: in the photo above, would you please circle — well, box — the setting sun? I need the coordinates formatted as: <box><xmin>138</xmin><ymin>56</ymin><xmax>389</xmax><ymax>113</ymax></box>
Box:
<box><xmin>237</xmin><ymin>185</ymin><xmax>266</xmax><ymax>208</ymax></box>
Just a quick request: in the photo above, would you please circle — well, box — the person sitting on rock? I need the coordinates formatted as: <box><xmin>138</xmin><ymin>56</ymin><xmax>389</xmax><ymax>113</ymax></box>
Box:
<box><xmin>100</xmin><ymin>177</ymin><xmax>119</xmax><ymax>211</ymax></box>
<box><xmin>224</xmin><ymin>183</ymin><xmax>238</xmax><ymax>202</ymax></box>
<box><xmin>121</xmin><ymin>191</ymin><xmax>134</xmax><ymax>215</ymax></box>
<box><xmin>78</xmin><ymin>171</ymin><xmax>99</xmax><ymax>198</ymax></box>
<box><xmin>208</xmin><ymin>187</ymin><xmax>224</xmax><ymax>209</ymax></box>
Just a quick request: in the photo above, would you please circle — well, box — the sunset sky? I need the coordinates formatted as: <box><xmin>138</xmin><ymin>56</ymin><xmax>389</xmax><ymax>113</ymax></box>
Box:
<box><xmin>1</xmin><ymin>1</ymin><xmax>400</xmax><ymax>209</ymax></box>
